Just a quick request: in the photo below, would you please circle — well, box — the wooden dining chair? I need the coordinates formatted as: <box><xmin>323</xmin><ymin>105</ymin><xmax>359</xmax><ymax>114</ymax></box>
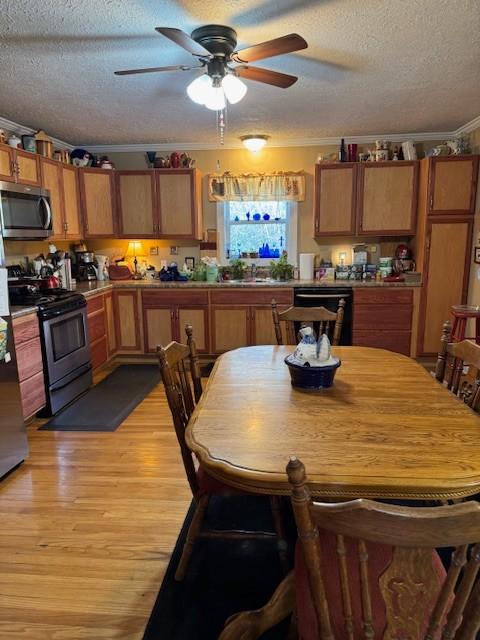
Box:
<box><xmin>271</xmin><ymin>298</ymin><xmax>346</xmax><ymax>346</ymax></box>
<box><xmin>219</xmin><ymin>457</ymin><xmax>480</xmax><ymax>640</ymax></box>
<box><xmin>435</xmin><ymin>320</ymin><xmax>480</xmax><ymax>411</ymax></box>
<box><xmin>157</xmin><ymin>324</ymin><xmax>287</xmax><ymax>581</ymax></box>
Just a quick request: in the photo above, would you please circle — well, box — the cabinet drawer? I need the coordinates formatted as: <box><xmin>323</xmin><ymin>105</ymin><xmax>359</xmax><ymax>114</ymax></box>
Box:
<box><xmin>210</xmin><ymin>288</ymin><xmax>293</xmax><ymax>305</ymax></box>
<box><xmin>20</xmin><ymin>370</ymin><xmax>46</xmax><ymax>418</ymax></box>
<box><xmin>354</xmin><ymin>289</ymin><xmax>413</xmax><ymax>304</ymax></box>
<box><xmin>352</xmin><ymin>330</ymin><xmax>411</xmax><ymax>356</ymax></box>
<box><xmin>88</xmin><ymin>311</ymin><xmax>106</xmax><ymax>343</ymax></box>
<box><xmin>91</xmin><ymin>337</ymin><xmax>108</xmax><ymax>371</ymax></box>
<box><xmin>87</xmin><ymin>295</ymin><xmax>104</xmax><ymax>314</ymax></box>
<box><xmin>142</xmin><ymin>289</ymin><xmax>208</xmax><ymax>306</ymax></box>
<box><xmin>354</xmin><ymin>304</ymin><xmax>413</xmax><ymax>331</ymax></box>
<box><xmin>13</xmin><ymin>314</ymin><xmax>40</xmax><ymax>344</ymax></box>
<box><xmin>16</xmin><ymin>336</ymin><xmax>43</xmax><ymax>381</ymax></box>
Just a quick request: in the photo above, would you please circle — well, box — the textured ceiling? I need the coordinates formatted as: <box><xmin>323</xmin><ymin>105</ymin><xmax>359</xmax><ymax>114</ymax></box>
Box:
<box><xmin>0</xmin><ymin>0</ymin><xmax>479</xmax><ymax>146</ymax></box>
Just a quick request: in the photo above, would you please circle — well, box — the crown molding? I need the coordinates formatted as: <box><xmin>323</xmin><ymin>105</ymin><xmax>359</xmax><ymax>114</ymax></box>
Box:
<box><xmin>455</xmin><ymin>115</ymin><xmax>480</xmax><ymax>136</ymax></box>
<box><xmin>0</xmin><ymin>116</ymin><xmax>74</xmax><ymax>150</ymax></box>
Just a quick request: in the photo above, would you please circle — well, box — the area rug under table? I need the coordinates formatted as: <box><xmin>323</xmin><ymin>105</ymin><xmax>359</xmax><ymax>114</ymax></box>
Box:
<box><xmin>143</xmin><ymin>495</ymin><xmax>294</xmax><ymax>640</ymax></box>
<box><xmin>39</xmin><ymin>364</ymin><xmax>160</xmax><ymax>431</ymax></box>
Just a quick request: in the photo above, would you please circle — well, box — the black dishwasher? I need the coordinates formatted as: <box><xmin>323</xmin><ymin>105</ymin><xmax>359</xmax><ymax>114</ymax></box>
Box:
<box><xmin>293</xmin><ymin>287</ymin><xmax>353</xmax><ymax>345</ymax></box>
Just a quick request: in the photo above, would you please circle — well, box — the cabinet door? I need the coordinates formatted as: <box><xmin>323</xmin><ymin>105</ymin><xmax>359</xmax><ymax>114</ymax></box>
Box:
<box><xmin>79</xmin><ymin>169</ymin><xmax>116</xmax><ymax>237</ymax></box>
<box><xmin>428</xmin><ymin>156</ymin><xmax>479</xmax><ymax>215</ymax></box>
<box><xmin>117</xmin><ymin>171</ymin><xmax>157</xmax><ymax>237</ymax></box>
<box><xmin>178</xmin><ymin>307</ymin><xmax>209</xmax><ymax>352</ymax></box>
<box><xmin>211</xmin><ymin>306</ymin><xmax>249</xmax><ymax>353</ymax></box>
<box><xmin>104</xmin><ymin>291</ymin><xmax>117</xmax><ymax>356</ymax></box>
<box><xmin>0</xmin><ymin>144</ymin><xmax>15</xmax><ymax>182</ymax></box>
<box><xmin>15</xmin><ymin>149</ymin><xmax>41</xmax><ymax>186</ymax></box>
<box><xmin>358</xmin><ymin>162</ymin><xmax>418</xmax><ymax>235</ymax></box>
<box><xmin>314</xmin><ymin>164</ymin><xmax>356</xmax><ymax>236</ymax></box>
<box><xmin>419</xmin><ymin>219</ymin><xmax>473</xmax><ymax>355</ymax></box>
<box><xmin>62</xmin><ymin>165</ymin><xmax>82</xmax><ymax>239</ymax></box>
<box><xmin>143</xmin><ymin>307</ymin><xmax>175</xmax><ymax>353</ymax></box>
<box><xmin>113</xmin><ymin>290</ymin><xmax>141</xmax><ymax>351</ymax></box>
<box><xmin>252</xmin><ymin>305</ymin><xmax>290</xmax><ymax>345</ymax></box>
<box><xmin>40</xmin><ymin>158</ymin><xmax>64</xmax><ymax>238</ymax></box>
<box><xmin>157</xmin><ymin>169</ymin><xmax>199</xmax><ymax>239</ymax></box>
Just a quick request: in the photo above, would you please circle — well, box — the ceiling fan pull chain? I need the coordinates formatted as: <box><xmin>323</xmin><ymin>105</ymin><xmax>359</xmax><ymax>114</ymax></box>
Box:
<box><xmin>217</xmin><ymin>108</ymin><xmax>226</xmax><ymax>146</ymax></box>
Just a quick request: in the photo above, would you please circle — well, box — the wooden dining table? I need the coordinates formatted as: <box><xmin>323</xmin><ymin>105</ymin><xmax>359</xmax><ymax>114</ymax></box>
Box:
<box><xmin>186</xmin><ymin>345</ymin><xmax>480</xmax><ymax>501</ymax></box>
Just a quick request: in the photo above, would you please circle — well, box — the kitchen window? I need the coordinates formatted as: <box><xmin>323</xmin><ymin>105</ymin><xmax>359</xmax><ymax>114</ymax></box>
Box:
<box><xmin>217</xmin><ymin>200</ymin><xmax>298</xmax><ymax>265</ymax></box>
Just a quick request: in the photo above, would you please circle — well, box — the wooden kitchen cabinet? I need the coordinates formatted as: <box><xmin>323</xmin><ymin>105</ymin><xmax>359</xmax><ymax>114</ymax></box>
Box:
<box><xmin>427</xmin><ymin>156</ymin><xmax>478</xmax><ymax>215</ymax></box>
<box><xmin>12</xmin><ymin>313</ymin><xmax>46</xmax><ymax>419</ymax></box>
<box><xmin>0</xmin><ymin>144</ymin><xmax>15</xmax><ymax>182</ymax></box>
<box><xmin>418</xmin><ymin>218</ymin><xmax>473</xmax><ymax>355</ymax></box>
<box><xmin>86</xmin><ymin>294</ymin><xmax>108</xmax><ymax>371</ymax></box>
<box><xmin>79</xmin><ymin>168</ymin><xmax>116</xmax><ymax>237</ymax></box>
<box><xmin>0</xmin><ymin>144</ymin><xmax>41</xmax><ymax>186</ymax></box>
<box><xmin>314</xmin><ymin>163</ymin><xmax>356</xmax><ymax>236</ymax></box>
<box><xmin>40</xmin><ymin>158</ymin><xmax>64</xmax><ymax>237</ymax></box>
<box><xmin>142</xmin><ymin>290</ymin><xmax>209</xmax><ymax>353</ymax></box>
<box><xmin>352</xmin><ymin>288</ymin><xmax>414</xmax><ymax>356</ymax></box>
<box><xmin>113</xmin><ymin>289</ymin><xmax>142</xmax><ymax>352</ymax></box>
<box><xmin>42</xmin><ymin>159</ymin><xmax>83</xmax><ymax>240</ymax></box>
<box><xmin>156</xmin><ymin>169</ymin><xmax>203</xmax><ymax>240</ymax></box>
<box><xmin>116</xmin><ymin>171</ymin><xmax>158</xmax><ymax>238</ymax></box>
<box><xmin>357</xmin><ymin>162</ymin><xmax>418</xmax><ymax>235</ymax></box>
<box><xmin>61</xmin><ymin>165</ymin><xmax>82</xmax><ymax>239</ymax></box>
<box><xmin>211</xmin><ymin>306</ymin><xmax>250</xmax><ymax>352</ymax></box>
<box><xmin>104</xmin><ymin>291</ymin><xmax>117</xmax><ymax>356</ymax></box>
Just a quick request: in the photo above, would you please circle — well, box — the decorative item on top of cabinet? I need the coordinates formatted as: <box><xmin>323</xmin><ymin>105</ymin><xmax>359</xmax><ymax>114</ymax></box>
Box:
<box><xmin>78</xmin><ymin>168</ymin><xmax>116</xmax><ymax>238</ymax></box>
<box><xmin>427</xmin><ymin>155</ymin><xmax>478</xmax><ymax>215</ymax></box>
<box><xmin>314</xmin><ymin>163</ymin><xmax>356</xmax><ymax>236</ymax></box>
<box><xmin>116</xmin><ymin>171</ymin><xmax>157</xmax><ymax>238</ymax></box>
<box><xmin>156</xmin><ymin>168</ymin><xmax>203</xmax><ymax>240</ymax></box>
<box><xmin>357</xmin><ymin>161</ymin><xmax>419</xmax><ymax>235</ymax></box>
<box><xmin>113</xmin><ymin>289</ymin><xmax>142</xmax><ymax>352</ymax></box>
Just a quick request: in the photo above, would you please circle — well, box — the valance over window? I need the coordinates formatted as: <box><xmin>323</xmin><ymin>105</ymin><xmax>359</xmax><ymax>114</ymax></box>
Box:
<box><xmin>208</xmin><ymin>171</ymin><xmax>305</xmax><ymax>202</ymax></box>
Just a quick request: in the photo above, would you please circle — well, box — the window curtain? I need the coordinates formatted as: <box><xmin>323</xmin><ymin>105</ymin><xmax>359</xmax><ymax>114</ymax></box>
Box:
<box><xmin>208</xmin><ymin>171</ymin><xmax>305</xmax><ymax>202</ymax></box>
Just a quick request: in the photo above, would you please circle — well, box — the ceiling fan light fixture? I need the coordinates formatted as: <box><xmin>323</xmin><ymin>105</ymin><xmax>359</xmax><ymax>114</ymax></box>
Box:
<box><xmin>186</xmin><ymin>74</ymin><xmax>212</xmax><ymax>105</ymax></box>
<box><xmin>204</xmin><ymin>79</ymin><xmax>226</xmax><ymax>111</ymax></box>
<box><xmin>241</xmin><ymin>135</ymin><xmax>268</xmax><ymax>152</ymax></box>
<box><xmin>222</xmin><ymin>73</ymin><xmax>247</xmax><ymax>104</ymax></box>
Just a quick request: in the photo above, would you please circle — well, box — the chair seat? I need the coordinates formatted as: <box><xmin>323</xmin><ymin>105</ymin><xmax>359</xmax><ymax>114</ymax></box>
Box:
<box><xmin>294</xmin><ymin>533</ymin><xmax>447</xmax><ymax>640</ymax></box>
<box><xmin>196</xmin><ymin>466</ymin><xmax>246</xmax><ymax>497</ymax></box>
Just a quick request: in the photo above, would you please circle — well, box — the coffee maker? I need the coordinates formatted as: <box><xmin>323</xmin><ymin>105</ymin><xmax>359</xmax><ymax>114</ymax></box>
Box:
<box><xmin>75</xmin><ymin>251</ymin><xmax>97</xmax><ymax>281</ymax></box>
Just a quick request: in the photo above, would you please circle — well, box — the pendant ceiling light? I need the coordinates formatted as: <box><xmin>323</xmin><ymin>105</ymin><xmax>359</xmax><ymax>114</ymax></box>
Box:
<box><xmin>241</xmin><ymin>135</ymin><xmax>268</xmax><ymax>152</ymax></box>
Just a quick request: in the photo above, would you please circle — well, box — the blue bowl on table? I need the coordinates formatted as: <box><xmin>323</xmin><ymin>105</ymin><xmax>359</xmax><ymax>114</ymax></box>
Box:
<box><xmin>284</xmin><ymin>356</ymin><xmax>341</xmax><ymax>390</ymax></box>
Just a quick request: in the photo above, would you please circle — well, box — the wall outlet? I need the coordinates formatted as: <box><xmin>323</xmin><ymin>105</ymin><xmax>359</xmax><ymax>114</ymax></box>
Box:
<box><xmin>369</xmin><ymin>245</ymin><xmax>377</xmax><ymax>253</ymax></box>
<box><xmin>150</xmin><ymin>246</ymin><xmax>159</xmax><ymax>256</ymax></box>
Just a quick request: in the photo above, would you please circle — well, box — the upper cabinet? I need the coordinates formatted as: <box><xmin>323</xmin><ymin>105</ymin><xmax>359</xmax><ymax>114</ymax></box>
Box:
<box><xmin>314</xmin><ymin>164</ymin><xmax>356</xmax><ymax>236</ymax></box>
<box><xmin>61</xmin><ymin>165</ymin><xmax>82</xmax><ymax>239</ymax></box>
<box><xmin>156</xmin><ymin>169</ymin><xmax>203</xmax><ymax>240</ymax></box>
<box><xmin>79</xmin><ymin>168</ymin><xmax>116</xmax><ymax>238</ymax></box>
<box><xmin>116</xmin><ymin>171</ymin><xmax>157</xmax><ymax>238</ymax></box>
<box><xmin>314</xmin><ymin>161</ymin><xmax>419</xmax><ymax>237</ymax></box>
<box><xmin>357</xmin><ymin>162</ymin><xmax>418</xmax><ymax>235</ymax></box>
<box><xmin>41</xmin><ymin>159</ymin><xmax>83</xmax><ymax>240</ymax></box>
<box><xmin>0</xmin><ymin>144</ymin><xmax>41</xmax><ymax>186</ymax></box>
<box><xmin>40</xmin><ymin>158</ymin><xmax>64</xmax><ymax>237</ymax></box>
<box><xmin>427</xmin><ymin>156</ymin><xmax>479</xmax><ymax>215</ymax></box>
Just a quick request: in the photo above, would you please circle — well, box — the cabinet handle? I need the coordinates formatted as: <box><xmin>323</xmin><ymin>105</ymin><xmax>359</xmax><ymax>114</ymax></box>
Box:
<box><xmin>429</xmin><ymin>195</ymin><xmax>434</xmax><ymax>209</ymax></box>
<box><xmin>170</xmin><ymin>309</ymin><xmax>174</xmax><ymax>320</ymax></box>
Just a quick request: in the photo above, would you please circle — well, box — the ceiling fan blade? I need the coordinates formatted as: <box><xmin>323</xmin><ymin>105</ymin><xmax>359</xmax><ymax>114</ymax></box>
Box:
<box><xmin>114</xmin><ymin>64</ymin><xmax>198</xmax><ymax>76</ymax></box>
<box><xmin>155</xmin><ymin>27</ymin><xmax>211</xmax><ymax>57</ymax></box>
<box><xmin>232</xmin><ymin>33</ymin><xmax>307</xmax><ymax>63</ymax></box>
<box><xmin>235</xmin><ymin>65</ymin><xmax>298</xmax><ymax>88</ymax></box>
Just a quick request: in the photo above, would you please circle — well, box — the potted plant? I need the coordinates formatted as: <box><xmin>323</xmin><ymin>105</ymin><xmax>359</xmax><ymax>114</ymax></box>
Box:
<box><xmin>229</xmin><ymin>258</ymin><xmax>247</xmax><ymax>280</ymax></box>
<box><xmin>270</xmin><ymin>253</ymin><xmax>294</xmax><ymax>281</ymax></box>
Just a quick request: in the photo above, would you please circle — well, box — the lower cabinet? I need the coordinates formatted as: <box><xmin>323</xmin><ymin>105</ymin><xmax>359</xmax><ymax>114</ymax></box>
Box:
<box><xmin>210</xmin><ymin>289</ymin><xmax>293</xmax><ymax>353</ymax></box>
<box><xmin>113</xmin><ymin>289</ymin><xmax>142</xmax><ymax>352</ymax></box>
<box><xmin>142</xmin><ymin>290</ymin><xmax>209</xmax><ymax>353</ymax></box>
<box><xmin>352</xmin><ymin>289</ymin><xmax>414</xmax><ymax>356</ymax></box>
<box><xmin>104</xmin><ymin>291</ymin><xmax>117</xmax><ymax>356</ymax></box>
<box><xmin>13</xmin><ymin>313</ymin><xmax>46</xmax><ymax>419</ymax></box>
<box><xmin>86</xmin><ymin>294</ymin><xmax>108</xmax><ymax>371</ymax></box>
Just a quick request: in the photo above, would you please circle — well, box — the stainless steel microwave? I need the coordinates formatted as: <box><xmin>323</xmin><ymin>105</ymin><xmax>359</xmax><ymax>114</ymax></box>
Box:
<box><xmin>0</xmin><ymin>181</ymin><xmax>52</xmax><ymax>239</ymax></box>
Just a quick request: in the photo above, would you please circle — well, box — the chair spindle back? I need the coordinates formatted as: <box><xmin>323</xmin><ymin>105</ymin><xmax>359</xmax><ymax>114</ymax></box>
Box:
<box><xmin>272</xmin><ymin>299</ymin><xmax>346</xmax><ymax>346</ymax></box>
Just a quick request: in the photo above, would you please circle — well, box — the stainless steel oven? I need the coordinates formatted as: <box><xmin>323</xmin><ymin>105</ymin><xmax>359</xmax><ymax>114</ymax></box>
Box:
<box><xmin>39</xmin><ymin>295</ymin><xmax>92</xmax><ymax>415</ymax></box>
<box><xmin>0</xmin><ymin>181</ymin><xmax>52</xmax><ymax>239</ymax></box>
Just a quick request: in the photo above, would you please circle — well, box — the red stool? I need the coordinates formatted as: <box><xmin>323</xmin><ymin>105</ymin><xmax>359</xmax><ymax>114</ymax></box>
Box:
<box><xmin>450</xmin><ymin>305</ymin><xmax>480</xmax><ymax>343</ymax></box>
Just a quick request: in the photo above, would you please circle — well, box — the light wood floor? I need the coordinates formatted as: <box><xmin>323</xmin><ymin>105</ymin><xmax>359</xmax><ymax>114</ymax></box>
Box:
<box><xmin>0</xmin><ymin>364</ymin><xmax>191</xmax><ymax>639</ymax></box>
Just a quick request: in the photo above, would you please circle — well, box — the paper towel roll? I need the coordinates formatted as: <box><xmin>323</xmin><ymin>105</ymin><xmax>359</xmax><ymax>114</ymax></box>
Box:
<box><xmin>299</xmin><ymin>253</ymin><xmax>315</xmax><ymax>280</ymax></box>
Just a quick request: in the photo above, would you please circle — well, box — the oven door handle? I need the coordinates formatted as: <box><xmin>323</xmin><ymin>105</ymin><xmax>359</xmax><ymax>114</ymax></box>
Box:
<box><xmin>39</xmin><ymin>197</ymin><xmax>52</xmax><ymax>230</ymax></box>
<box><xmin>295</xmin><ymin>293</ymin><xmax>351</xmax><ymax>299</ymax></box>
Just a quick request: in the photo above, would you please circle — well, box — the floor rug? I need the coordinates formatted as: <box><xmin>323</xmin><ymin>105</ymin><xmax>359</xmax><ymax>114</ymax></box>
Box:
<box><xmin>39</xmin><ymin>364</ymin><xmax>160</xmax><ymax>431</ymax></box>
<box><xmin>143</xmin><ymin>495</ymin><xmax>295</xmax><ymax>640</ymax></box>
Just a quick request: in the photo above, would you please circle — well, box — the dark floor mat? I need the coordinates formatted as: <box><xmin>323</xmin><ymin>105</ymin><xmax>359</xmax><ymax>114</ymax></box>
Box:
<box><xmin>143</xmin><ymin>495</ymin><xmax>295</xmax><ymax>640</ymax></box>
<box><xmin>39</xmin><ymin>364</ymin><xmax>160</xmax><ymax>431</ymax></box>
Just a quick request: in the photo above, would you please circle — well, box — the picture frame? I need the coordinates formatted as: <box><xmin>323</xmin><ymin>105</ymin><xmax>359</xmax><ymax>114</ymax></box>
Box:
<box><xmin>475</xmin><ymin>247</ymin><xmax>480</xmax><ymax>264</ymax></box>
<box><xmin>185</xmin><ymin>256</ymin><xmax>195</xmax><ymax>270</ymax></box>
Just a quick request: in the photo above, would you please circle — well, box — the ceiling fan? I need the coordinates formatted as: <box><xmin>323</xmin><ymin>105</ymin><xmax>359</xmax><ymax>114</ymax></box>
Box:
<box><xmin>114</xmin><ymin>25</ymin><xmax>308</xmax><ymax>110</ymax></box>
